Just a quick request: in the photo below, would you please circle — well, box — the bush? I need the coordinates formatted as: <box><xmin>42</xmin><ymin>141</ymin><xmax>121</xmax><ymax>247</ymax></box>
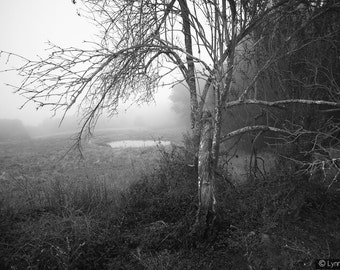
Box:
<box><xmin>214</xmin><ymin>155</ymin><xmax>340</xmax><ymax>269</ymax></box>
<box><xmin>120</xmin><ymin>141</ymin><xmax>197</xmax><ymax>249</ymax></box>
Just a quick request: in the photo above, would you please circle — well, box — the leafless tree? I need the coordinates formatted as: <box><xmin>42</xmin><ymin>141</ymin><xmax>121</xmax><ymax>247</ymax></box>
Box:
<box><xmin>1</xmin><ymin>0</ymin><xmax>340</xmax><ymax>237</ymax></box>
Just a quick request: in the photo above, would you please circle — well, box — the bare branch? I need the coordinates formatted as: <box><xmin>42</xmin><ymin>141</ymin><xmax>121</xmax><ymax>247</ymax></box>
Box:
<box><xmin>225</xmin><ymin>99</ymin><xmax>340</xmax><ymax>110</ymax></box>
<box><xmin>220</xmin><ymin>125</ymin><xmax>291</xmax><ymax>142</ymax></box>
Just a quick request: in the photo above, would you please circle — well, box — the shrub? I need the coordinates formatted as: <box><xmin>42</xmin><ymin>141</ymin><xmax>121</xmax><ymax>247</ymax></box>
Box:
<box><xmin>215</xmin><ymin>154</ymin><xmax>340</xmax><ymax>269</ymax></box>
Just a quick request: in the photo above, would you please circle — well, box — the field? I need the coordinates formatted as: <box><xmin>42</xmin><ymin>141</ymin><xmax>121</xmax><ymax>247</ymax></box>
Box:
<box><xmin>0</xmin><ymin>128</ymin><xmax>187</xmax><ymax>268</ymax></box>
<box><xmin>1</xmin><ymin>128</ymin><xmax>340</xmax><ymax>269</ymax></box>
<box><xmin>0</xmin><ymin>128</ymin><xmax>182</xmax><ymax>210</ymax></box>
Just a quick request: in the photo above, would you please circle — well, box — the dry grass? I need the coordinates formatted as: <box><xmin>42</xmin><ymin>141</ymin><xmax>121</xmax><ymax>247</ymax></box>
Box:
<box><xmin>0</xmin><ymin>129</ymin><xmax>183</xmax><ymax>269</ymax></box>
<box><xmin>1</xmin><ymin>128</ymin><xmax>340</xmax><ymax>269</ymax></box>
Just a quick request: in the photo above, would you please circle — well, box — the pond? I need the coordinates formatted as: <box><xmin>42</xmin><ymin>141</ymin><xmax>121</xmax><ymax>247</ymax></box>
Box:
<box><xmin>108</xmin><ymin>140</ymin><xmax>171</xmax><ymax>148</ymax></box>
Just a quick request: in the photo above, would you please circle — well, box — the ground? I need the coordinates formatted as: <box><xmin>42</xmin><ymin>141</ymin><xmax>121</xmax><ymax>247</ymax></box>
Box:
<box><xmin>0</xmin><ymin>128</ymin><xmax>339</xmax><ymax>269</ymax></box>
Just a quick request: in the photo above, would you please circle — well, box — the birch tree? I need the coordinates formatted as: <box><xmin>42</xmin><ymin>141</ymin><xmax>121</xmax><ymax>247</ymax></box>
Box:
<box><xmin>1</xmin><ymin>0</ymin><xmax>340</xmax><ymax>238</ymax></box>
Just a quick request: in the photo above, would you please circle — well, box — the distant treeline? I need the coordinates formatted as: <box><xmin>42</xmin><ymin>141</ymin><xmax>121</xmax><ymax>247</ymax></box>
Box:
<box><xmin>0</xmin><ymin>119</ymin><xmax>30</xmax><ymax>142</ymax></box>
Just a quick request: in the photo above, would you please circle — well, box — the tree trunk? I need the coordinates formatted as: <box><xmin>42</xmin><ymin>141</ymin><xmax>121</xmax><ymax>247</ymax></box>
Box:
<box><xmin>212</xmin><ymin>105</ymin><xmax>222</xmax><ymax>166</ymax></box>
<box><xmin>191</xmin><ymin>111</ymin><xmax>216</xmax><ymax>239</ymax></box>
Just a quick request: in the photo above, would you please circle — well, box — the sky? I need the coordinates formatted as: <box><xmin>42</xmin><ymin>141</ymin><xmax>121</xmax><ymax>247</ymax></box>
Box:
<box><xmin>0</xmin><ymin>0</ymin><xmax>173</xmax><ymax>127</ymax></box>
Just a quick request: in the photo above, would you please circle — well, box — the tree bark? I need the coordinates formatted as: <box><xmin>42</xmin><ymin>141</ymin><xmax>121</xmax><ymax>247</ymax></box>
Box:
<box><xmin>212</xmin><ymin>104</ymin><xmax>222</xmax><ymax>166</ymax></box>
<box><xmin>177</xmin><ymin>0</ymin><xmax>201</xmax><ymax>173</ymax></box>
<box><xmin>178</xmin><ymin>0</ymin><xmax>198</xmax><ymax>130</ymax></box>
<box><xmin>191</xmin><ymin>111</ymin><xmax>216</xmax><ymax>239</ymax></box>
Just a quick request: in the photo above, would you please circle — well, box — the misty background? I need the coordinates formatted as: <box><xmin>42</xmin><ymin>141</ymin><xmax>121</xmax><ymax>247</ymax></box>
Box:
<box><xmin>0</xmin><ymin>0</ymin><xmax>190</xmax><ymax>141</ymax></box>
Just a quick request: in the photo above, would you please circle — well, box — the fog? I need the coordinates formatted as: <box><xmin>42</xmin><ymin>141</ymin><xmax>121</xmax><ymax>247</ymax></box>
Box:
<box><xmin>25</xmin><ymin>89</ymin><xmax>188</xmax><ymax>138</ymax></box>
<box><xmin>0</xmin><ymin>0</ymin><xmax>94</xmax><ymax>126</ymax></box>
<box><xmin>0</xmin><ymin>0</ymin><xmax>188</xmax><ymax>135</ymax></box>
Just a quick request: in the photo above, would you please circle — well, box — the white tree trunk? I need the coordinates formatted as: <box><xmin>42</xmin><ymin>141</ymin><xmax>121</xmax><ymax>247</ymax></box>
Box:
<box><xmin>192</xmin><ymin>111</ymin><xmax>216</xmax><ymax>238</ymax></box>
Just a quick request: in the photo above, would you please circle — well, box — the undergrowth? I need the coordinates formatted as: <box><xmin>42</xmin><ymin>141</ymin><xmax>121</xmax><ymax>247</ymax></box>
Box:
<box><xmin>1</xmin><ymin>134</ymin><xmax>340</xmax><ymax>269</ymax></box>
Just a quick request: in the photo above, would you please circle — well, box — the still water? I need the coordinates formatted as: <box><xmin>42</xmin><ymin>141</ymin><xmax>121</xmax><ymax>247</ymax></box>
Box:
<box><xmin>108</xmin><ymin>140</ymin><xmax>171</xmax><ymax>148</ymax></box>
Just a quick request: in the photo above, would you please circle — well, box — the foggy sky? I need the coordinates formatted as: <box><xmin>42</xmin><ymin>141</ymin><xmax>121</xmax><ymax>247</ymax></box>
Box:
<box><xmin>0</xmin><ymin>0</ymin><xmax>174</xmax><ymax>127</ymax></box>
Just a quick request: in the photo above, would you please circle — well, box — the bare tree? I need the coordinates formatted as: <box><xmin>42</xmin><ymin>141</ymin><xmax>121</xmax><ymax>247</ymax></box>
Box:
<box><xmin>1</xmin><ymin>0</ymin><xmax>340</xmax><ymax>238</ymax></box>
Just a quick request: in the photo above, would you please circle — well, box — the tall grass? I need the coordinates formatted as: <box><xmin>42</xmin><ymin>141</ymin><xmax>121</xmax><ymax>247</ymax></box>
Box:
<box><xmin>1</xmin><ymin>131</ymin><xmax>340</xmax><ymax>269</ymax></box>
<box><xmin>0</xmin><ymin>163</ymin><xmax>122</xmax><ymax>269</ymax></box>
<box><xmin>0</xmin><ymin>133</ymin><xmax>168</xmax><ymax>269</ymax></box>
